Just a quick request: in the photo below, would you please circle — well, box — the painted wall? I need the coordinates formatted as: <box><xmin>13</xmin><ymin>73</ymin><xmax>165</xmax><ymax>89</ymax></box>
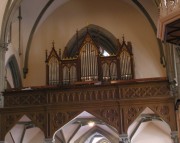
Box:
<box><xmin>23</xmin><ymin>0</ymin><xmax>166</xmax><ymax>86</ymax></box>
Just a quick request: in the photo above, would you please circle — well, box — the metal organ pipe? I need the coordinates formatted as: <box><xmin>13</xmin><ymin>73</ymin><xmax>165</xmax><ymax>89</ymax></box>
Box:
<box><xmin>85</xmin><ymin>44</ymin><xmax>87</xmax><ymax>80</ymax></box>
<box><xmin>90</xmin><ymin>47</ymin><xmax>92</xmax><ymax>79</ymax></box>
<box><xmin>81</xmin><ymin>52</ymin><xmax>84</xmax><ymax>80</ymax></box>
<box><xmin>119</xmin><ymin>50</ymin><xmax>132</xmax><ymax>79</ymax></box>
<box><xmin>80</xmin><ymin>43</ymin><xmax>98</xmax><ymax>81</ymax></box>
<box><xmin>87</xmin><ymin>43</ymin><xmax>89</xmax><ymax>80</ymax></box>
<box><xmin>91</xmin><ymin>46</ymin><xmax>93</xmax><ymax>80</ymax></box>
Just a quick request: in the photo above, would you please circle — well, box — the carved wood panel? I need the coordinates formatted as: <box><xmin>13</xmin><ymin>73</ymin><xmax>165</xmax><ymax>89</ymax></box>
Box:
<box><xmin>93</xmin><ymin>107</ymin><xmax>121</xmax><ymax>133</ymax></box>
<box><xmin>0</xmin><ymin>79</ymin><xmax>177</xmax><ymax>140</ymax></box>
<box><xmin>151</xmin><ymin>103</ymin><xmax>176</xmax><ymax>130</ymax></box>
<box><xmin>123</xmin><ymin>105</ymin><xmax>144</xmax><ymax>132</ymax></box>
<box><xmin>48</xmin><ymin>87</ymin><xmax>118</xmax><ymax>104</ymax></box>
<box><xmin>49</xmin><ymin>110</ymin><xmax>80</xmax><ymax>137</ymax></box>
<box><xmin>4</xmin><ymin>91</ymin><xmax>47</xmax><ymax>107</ymax></box>
<box><xmin>119</xmin><ymin>83</ymin><xmax>170</xmax><ymax>99</ymax></box>
<box><xmin>0</xmin><ymin>111</ymin><xmax>47</xmax><ymax>139</ymax></box>
<box><xmin>123</xmin><ymin>102</ymin><xmax>176</xmax><ymax>132</ymax></box>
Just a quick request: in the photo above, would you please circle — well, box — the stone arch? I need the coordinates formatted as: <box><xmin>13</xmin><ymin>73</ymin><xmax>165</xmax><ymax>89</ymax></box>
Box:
<box><xmin>52</xmin><ymin>111</ymin><xmax>119</xmax><ymax>143</ymax></box>
<box><xmin>90</xmin><ymin>107</ymin><xmax>121</xmax><ymax>134</ymax></box>
<box><xmin>4</xmin><ymin>115</ymin><xmax>45</xmax><ymax>143</ymax></box>
<box><xmin>127</xmin><ymin>107</ymin><xmax>172</xmax><ymax>143</ymax></box>
<box><xmin>6</xmin><ymin>55</ymin><xmax>22</xmax><ymax>88</ymax></box>
<box><xmin>51</xmin><ymin>106</ymin><xmax>121</xmax><ymax>137</ymax></box>
<box><xmin>148</xmin><ymin>105</ymin><xmax>176</xmax><ymax>131</ymax></box>
<box><xmin>124</xmin><ymin>105</ymin><xmax>145</xmax><ymax>132</ymax></box>
<box><xmin>74</xmin><ymin>126</ymin><xmax>119</xmax><ymax>143</ymax></box>
<box><xmin>63</xmin><ymin>24</ymin><xmax>119</xmax><ymax>58</ymax></box>
<box><xmin>125</xmin><ymin>105</ymin><xmax>175</xmax><ymax>132</ymax></box>
<box><xmin>2</xmin><ymin>112</ymin><xmax>47</xmax><ymax>140</ymax></box>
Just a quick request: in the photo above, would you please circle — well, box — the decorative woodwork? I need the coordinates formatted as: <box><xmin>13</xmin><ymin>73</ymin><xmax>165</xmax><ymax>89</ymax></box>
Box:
<box><xmin>0</xmin><ymin>77</ymin><xmax>177</xmax><ymax>140</ymax></box>
<box><xmin>45</xmin><ymin>41</ymin><xmax>61</xmax><ymax>85</ymax></box>
<box><xmin>46</xmin><ymin>31</ymin><xmax>134</xmax><ymax>85</ymax></box>
<box><xmin>93</xmin><ymin>107</ymin><xmax>121</xmax><ymax>133</ymax></box>
<box><xmin>0</xmin><ymin>28</ymin><xmax>177</xmax><ymax>140</ymax></box>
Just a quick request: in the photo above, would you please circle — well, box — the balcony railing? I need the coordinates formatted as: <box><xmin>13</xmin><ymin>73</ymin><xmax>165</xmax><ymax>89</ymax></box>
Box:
<box><xmin>3</xmin><ymin>77</ymin><xmax>170</xmax><ymax>107</ymax></box>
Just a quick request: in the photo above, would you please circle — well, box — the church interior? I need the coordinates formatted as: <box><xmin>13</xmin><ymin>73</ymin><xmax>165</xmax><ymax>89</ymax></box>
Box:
<box><xmin>0</xmin><ymin>0</ymin><xmax>180</xmax><ymax>143</ymax></box>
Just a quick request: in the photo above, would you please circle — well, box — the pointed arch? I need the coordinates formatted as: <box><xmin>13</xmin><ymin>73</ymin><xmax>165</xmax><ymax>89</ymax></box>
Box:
<box><xmin>6</xmin><ymin>55</ymin><xmax>22</xmax><ymax>88</ymax></box>
<box><xmin>63</xmin><ymin>24</ymin><xmax>118</xmax><ymax>58</ymax></box>
<box><xmin>4</xmin><ymin>115</ymin><xmax>45</xmax><ymax>143</ymax></box>
<box><xmin>75</xmin><ymin>126</ymin><xmax>119</xmax><ymax>143</ymax></box>
<box><xmin>52</xmin><ymin>111</ymin><xmax>119</xmax><ymax>143</ymax></box>
<box><xmin>125</xmin><ymin>105</ymin><xmax>175</xmax><ymax>132</ymax></box>
<box><xmin>127</xmin><ymin>107</ymin><xmax>172</xmax><ymax>143</ymax></box>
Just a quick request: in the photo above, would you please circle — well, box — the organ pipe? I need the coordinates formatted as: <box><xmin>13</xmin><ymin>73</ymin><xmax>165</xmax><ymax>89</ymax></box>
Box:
<box><xmin>46</xmin><ymin>33</ymin><xmax>134</xmax><ymax>85</ymax></box>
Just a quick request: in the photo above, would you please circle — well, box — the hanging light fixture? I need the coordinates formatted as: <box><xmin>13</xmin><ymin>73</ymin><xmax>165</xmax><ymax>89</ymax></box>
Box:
<box><xmin>88</xmin><ymin>121</ymin><xmax>95</xmax><ymax>127</ymax></box>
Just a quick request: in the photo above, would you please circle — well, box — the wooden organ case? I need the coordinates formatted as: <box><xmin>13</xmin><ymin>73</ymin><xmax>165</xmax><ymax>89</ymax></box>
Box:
<box><xmin>45</xmin><ymin>32</ymin><xmax>134</xmax><ymax>86</ymax></box>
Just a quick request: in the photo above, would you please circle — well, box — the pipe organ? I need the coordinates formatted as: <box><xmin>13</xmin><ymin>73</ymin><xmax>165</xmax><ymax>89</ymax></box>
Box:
<box><xmin>119</xmin><ymin>46</ymin><xmax>133</xmax><ymax>80</ymax></box>
<box><xmin>46</xmin><ymin>32</ymin><xmax>134</xmax><ymax>85</ymax></box>
<box><xmin>80</xmin><ymin>34</ymin><xmax>99</xmax><ymax>81</ymax></box>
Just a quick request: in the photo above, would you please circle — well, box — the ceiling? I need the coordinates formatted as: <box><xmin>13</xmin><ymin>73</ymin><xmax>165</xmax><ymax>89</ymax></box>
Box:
<box><xmin>53</xmin><ymin>111</ymin><xmax>119</xmax><ymax>143</ymax></box>
<box><xmin>5</xmin><ymin>109</ymin><xmax>172</xmax><ymax>143</ymax></box>
<box><xmin>52</xmin><ymin>109</ymin><xmax>171</xmax><ymax>143</ymax></box>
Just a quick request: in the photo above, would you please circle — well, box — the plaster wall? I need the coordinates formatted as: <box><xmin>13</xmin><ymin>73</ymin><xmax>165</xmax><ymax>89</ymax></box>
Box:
<box><xmin>24</xmin><ymin>0</ymin><xmax>166</xmax><ymax>86</ymax></box>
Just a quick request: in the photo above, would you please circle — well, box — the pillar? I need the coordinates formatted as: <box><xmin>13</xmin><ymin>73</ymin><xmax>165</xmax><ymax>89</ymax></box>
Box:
<box><xmin>44</xmin><ymin>138</ymin><xmax>53</xmax><ymax>143</ymax></box>
<box><xmin>163</xmin><ymin>43</ymin><xmax>177</xmax><ymax>95</ymax></box>
<box><xmin>176</xmin><ymin>100</ymin><xmax>180</xmax><ymax>142</ymax></box>
<box><xmin>0</xmin><ymin>42</ymin><xmax>7</xmax><ymax>108</ymax></box>
<box><xmin>171</xmin><ymin>131</ymin><xmax>179</xmax><ymax>143</ymax></box>
<box><xmin>119</xmin><ymin>134</ymin><xmax>130</xmax><ymax>143</ymax></box>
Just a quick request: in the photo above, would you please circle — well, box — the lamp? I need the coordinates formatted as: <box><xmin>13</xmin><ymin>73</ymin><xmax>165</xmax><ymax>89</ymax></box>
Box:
<box><xmin>88</xmin><ymin>121</ymin><xmax>95</xmax><ymax>127</ymax></box>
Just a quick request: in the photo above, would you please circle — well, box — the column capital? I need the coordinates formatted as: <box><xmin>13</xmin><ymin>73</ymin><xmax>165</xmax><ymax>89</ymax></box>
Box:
<box><xmin>171</xmin><ymin>131</ymin><xmax>179</xmax><ymax>143</ymax></box>
<box><xmin>0</xmin><ymin>42</ymin><xmax>8</xmax><ymax>52</ymax></box>
<box><xmin>119</xmin><ymin>134</ymin><xmax>130</xmax><ymax>143</ymax></box>
<box><xmin>44</xmin><ymin>138</ymin><xmax>53</xmax><ymax>143</ymax></box>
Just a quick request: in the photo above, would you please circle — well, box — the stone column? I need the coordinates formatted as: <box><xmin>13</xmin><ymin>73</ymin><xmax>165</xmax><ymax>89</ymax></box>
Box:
<box><xmin>176</xmin><ymin>101</ymin><xmax>180</xmax><ymax>142</ymax></box>
<box><xmin>162</xmin><ymin>43</ymin><xmax>178</xmax><ymax>96</ymax></box>
<box><xmin>119</xmin><ymin>134</ymin><xmax>130</xmax><ymax>143</ymax></box>
<box><xmin>171</xmin><ymin>131</ymin><xmax>179</xmax><ymax>143</ymax></box>
<box><xmin>0</xmin><ymin>42</ymin><xmax>7</xmax><ymax>108</ymax></box>
<box><xmin>176</xmin><ymin>46</ymin><xmax>180</xmax><ymax>99</ymax></box>
<box><xmin>44</xmin><ymin>138</ymin><xmax>53</xmax><ymax>143</ymax></box>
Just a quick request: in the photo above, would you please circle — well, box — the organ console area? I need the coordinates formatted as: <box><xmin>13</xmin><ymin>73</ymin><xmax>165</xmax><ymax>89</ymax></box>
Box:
<box><xmin>45</xmin><ymin>30</ymin><xmax>134</xmax><ymax>86</ymax></box>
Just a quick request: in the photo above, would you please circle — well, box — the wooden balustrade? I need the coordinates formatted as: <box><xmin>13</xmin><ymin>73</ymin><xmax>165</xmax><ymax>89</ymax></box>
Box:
<box><xmin>0</xmin><ymin>77</ymin><xmax>176</xmax><ymax>140</ymax></box>
<box><xmin>3</xmin><ymin>77</ymin><xmax>170</xmax><ymax>107</ymax></box>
